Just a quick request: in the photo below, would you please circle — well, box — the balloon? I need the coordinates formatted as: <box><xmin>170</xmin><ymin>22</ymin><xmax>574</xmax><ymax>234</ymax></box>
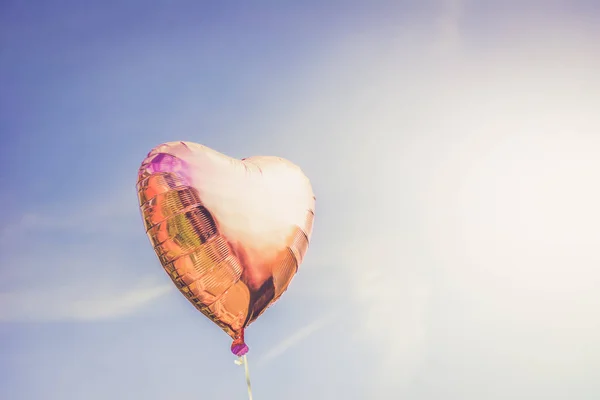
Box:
<box><xmin>136</xmin><ymin>141</ymin><xmax>315</xmax><ymax>356</ymax></box>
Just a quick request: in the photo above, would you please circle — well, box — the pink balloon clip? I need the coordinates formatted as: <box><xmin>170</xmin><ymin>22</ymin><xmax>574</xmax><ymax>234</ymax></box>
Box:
<box><xmin>231</xmin><ymin>330</ymin><xmax>249</xmax><ymax>356</ymax></box>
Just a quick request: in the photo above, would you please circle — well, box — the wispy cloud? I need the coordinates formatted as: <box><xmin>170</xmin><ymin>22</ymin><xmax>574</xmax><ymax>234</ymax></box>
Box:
<box><xmin>338</xmin><ymin>236</ymin><xmax>433</xmax><ymax>394</ymax></box>
<box><xmin>257</xmin><ymin>315</ymin><xmax>333</xmax><ymax>366</ymax></box>
<box><xmin>0</xmin><ymin>186</ymin><xmax>138</xmax><ymax>247</ymax></box>
<box><xmin>0</xmin><ymin>280</ymin><xmax>172</xmax><ymax>322</ymax></box>
<box><xmin>0</xmin><ymin>177</ymin><xmax>167</xmax><ymax>323</ymax></box>
<box><xmin>434</xmin><ymin>0</ymin><xmax>464</xmax><ymax>53</ymax></box>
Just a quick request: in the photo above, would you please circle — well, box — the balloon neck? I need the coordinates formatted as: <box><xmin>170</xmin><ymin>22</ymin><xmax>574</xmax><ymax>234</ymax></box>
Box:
<box><xmin>231</xmin><ymin>330</ymin><xmax>249</xmax><ymax>357</ymax></box>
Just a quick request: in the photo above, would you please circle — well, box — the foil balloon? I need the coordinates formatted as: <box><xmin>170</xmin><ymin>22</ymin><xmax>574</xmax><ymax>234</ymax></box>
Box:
<box><xmin>136</xmin><ymin>141</ymin><xmax>315</xmax><ymax>356</ymax></box>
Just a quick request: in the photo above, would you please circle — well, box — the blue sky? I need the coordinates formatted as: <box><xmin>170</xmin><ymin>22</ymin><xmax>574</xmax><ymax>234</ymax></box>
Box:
<box><xmin>1</xmin><ymin>1</ymin><xmax>600</xmax><ymax>399</ymax></box>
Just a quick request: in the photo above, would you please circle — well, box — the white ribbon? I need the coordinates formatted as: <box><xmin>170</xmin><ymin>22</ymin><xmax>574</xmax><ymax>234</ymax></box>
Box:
<box><xmin>235</xmin><ymin>355</ymin><xmax>253</xmax><ymax>400</ymax></box>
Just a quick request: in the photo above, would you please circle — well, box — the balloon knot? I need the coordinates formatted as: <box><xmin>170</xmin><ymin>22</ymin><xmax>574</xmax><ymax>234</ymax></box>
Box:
<box><xmin>231</xmin><ymin>331</ymin><xmax>249</xmax><ymax>356</ymax></box>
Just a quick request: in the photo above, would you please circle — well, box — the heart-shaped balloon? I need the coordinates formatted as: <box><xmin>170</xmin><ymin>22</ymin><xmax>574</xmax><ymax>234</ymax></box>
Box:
<box><xmin>136</xmin><ymin>142</ymin><xmax>315</xmax><ymax>356</ymax></box>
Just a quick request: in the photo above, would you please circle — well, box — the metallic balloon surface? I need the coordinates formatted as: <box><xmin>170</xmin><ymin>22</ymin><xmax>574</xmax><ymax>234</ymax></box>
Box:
<box><xmin>136</xmin><ymin>142</ymin><xmax>315</xmax><ymax>355</ymax></box>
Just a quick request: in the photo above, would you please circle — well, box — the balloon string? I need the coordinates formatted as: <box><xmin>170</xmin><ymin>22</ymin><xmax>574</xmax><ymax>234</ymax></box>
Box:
<box><xmin>236</xmin><ymin>354</ymin><xmax>253</xmax><ymax>400</ymax></box>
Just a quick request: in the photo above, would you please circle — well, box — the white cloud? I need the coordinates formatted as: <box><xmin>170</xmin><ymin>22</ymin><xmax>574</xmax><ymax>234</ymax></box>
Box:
<box><xmin>0</xmin><ymin>280</ymin><xmax>172</xmax><ymax>322</ymax></box>
<box><xmin>338</xmin><ymin>237</ymin><xmax>433</xmax><ymax>392</ymax></box>
<box><xmin>257</xmin><ymin>315</ymin><xmax>332</xmax><ymax>367</ymax></box>
<box><xmin>434</xmin><ymin>0</ymin><xmax>464</xmax><ymax>53</ymax></box>
<box><xmin>0</xmin><ymin>185</ymin><xmax>138</xmax><ymax>247</ymax></box>
<box><xmin>0</xmin><ymin>179</ymin><xmax>167</xmax><ymax>323</ymax></box>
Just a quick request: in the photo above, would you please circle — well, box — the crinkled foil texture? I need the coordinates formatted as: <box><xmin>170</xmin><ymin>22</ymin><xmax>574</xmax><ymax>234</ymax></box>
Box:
<box><xmin>137</xmin><ymin>142</ymin><xmax>315</xmax><ymax>339</ymax></box>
